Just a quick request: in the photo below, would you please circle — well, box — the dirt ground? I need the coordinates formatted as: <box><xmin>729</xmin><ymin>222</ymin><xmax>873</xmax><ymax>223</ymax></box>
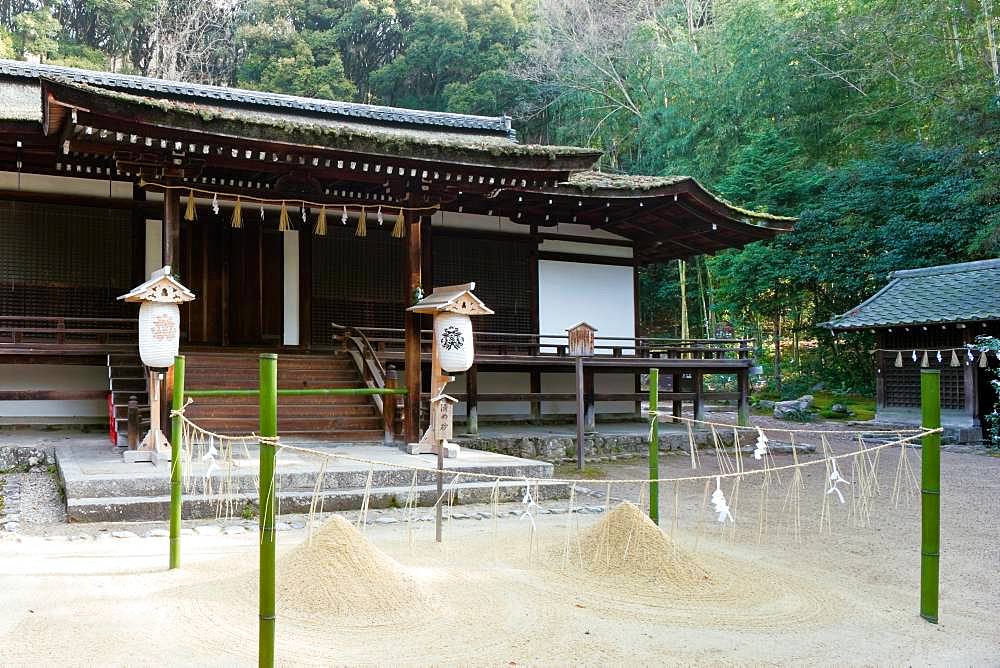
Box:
<box><xmin>1</xmin><ymin>429</ymin><xmax>998</xmax><ymax>667</ymax></box>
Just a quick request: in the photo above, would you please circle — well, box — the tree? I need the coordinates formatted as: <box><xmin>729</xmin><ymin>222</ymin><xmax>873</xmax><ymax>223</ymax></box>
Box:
<box><xmin>12</xmin><ymin>7</ymin><xmax>61</xmax><ymax>60</ymax></box>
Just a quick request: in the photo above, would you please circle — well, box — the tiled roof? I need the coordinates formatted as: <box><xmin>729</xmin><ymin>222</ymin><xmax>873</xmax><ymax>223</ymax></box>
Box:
<box><xmin>0</xmin><ymin>58</ymin><xmax>516</xmax><ymax>138</ymax></box>
<box><xmin>823</xmin><ymin>259</ymin><xmax>1000</xmax><ymax>330</ymax></box>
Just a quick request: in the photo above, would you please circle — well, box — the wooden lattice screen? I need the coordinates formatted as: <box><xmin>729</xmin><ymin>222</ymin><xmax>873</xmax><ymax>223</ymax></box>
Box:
<box><xmin>0</xmin><ymin>200</ymin><xmax>134</xmax><ymax>319</ymax></box>
<box><xmin>311</xmin><ymin>227</ymin><xmax>405</xmax><ymax>343</ymax></box>
<box><xmin>433</xmin><ymin>232</ymin><xmax>534</xmax><ymax>333</ymax></box>
<box><xmin>879</xmin><ymin>329</ymin><xmax>966</xmax><ymax>410</ymax></box>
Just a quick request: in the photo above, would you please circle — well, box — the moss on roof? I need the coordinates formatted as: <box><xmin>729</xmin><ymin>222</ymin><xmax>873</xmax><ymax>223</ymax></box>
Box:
<box><xmin>562</xmin><ymin>171</ymin><xmax>797</xmax><ymax>224</ymax></box>
<box><xmin>45</xmin><ymin>77</ymin><xmax>601</xmax><ymax>170</ymax></box>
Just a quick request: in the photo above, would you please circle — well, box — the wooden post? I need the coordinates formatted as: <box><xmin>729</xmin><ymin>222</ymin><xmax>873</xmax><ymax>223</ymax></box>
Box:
<box><xmin>383</xmin><ymin>365</ymin><xmax>398</xmax><ymax>445</ymax></box>
<box><xmin>584</xmin><ymin>366</ymin><xmax>596</xmax><ymax>433</ymax></box>
<box><xmin>575</xmin><ymin>356</ymin><xmax>585</xmax><ymax>470</ymax></box>
<box><xmin>648</xmin><ymin>368</ymin><xmax>659</xmax><ymax>525</ymax></box>
<box><xmin>169</xmin><ymin>355</ymin><xmax>184</xmax><ymax>570</ymax></box>
<box><xmin>403</xmin><ymin>211</ymin><xmax>422</xmax><ymax>444</ymax></box>
<box><xmin>127</xmin><ymin>395</ymin><xmax>138</xmax><ymax>450</ymax></box>
<box><xmin>162</xmin><ymin>185</ymin><xmax>180</xmax><ymax>268</ymax></box>
<box><xmin>920</xmin><ymin>369</ymin><xmax>941</xmax><ymax>624</ymax></box>
<box><xmin>671</xmin><ymin>371</ymin><xmax>682</xmax><ymax>421</ymax></box>
<box><xmin>693</xmin><ymin>371</ymin><xmax>705</xmax><ymax>422</ymax></box>
<box><xmin>529</xmin><ymin>370</ymin><xmax>542</xmax><ymax>422</ymax></box>
<box><xmin>465</xmin><ymin>363</ymin><xmax>479</xmax><ymax>436</ymax></box>
<box><xmin>737</xmin><ymin>368</ymin><xmax>751</xmax><ymax>427</ymax></box>
<box><xmin>258</xmin><ymin>354</ymin><xmax>278</xmax><ymax>668</ymax></box>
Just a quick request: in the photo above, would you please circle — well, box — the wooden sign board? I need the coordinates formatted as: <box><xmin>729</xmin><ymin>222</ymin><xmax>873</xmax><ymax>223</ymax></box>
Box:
<box><xmin>567</xmin><ymin>321</ymin><xmax>597</xmax><ymax>357</ymax></box>
<box><xmin>431</xmin><ymin>394</ymin><xmax>458</xmax><ymax>441</ymax></box>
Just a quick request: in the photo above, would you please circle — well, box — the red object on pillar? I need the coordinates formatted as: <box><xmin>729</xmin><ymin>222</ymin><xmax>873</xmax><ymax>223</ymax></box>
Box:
<box><xmin>108</xmin><ymin>391</ymin><xmax>118</xmax><ymax>445</ymax></box>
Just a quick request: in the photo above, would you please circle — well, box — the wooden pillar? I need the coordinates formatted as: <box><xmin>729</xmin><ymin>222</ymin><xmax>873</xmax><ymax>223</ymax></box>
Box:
<box><xmin>737</xmin><ymin>368</ymin><xmax>751</xmax><ymax>427</ymax></box>
<box><xmin>162</xmin><ymin>186</ymin><xmax>180</xmax><ymax>268</ymax></box>
<box><xmin>874</xmin><ymin>331</ymin><xmax>886</xmax><ymax>415</ymax></box>
<box><xmin>465</xmin><ymin>363</ymin><xmax>479</xmax><ymax>436</ymax></box>
<box><xmin>575</xmin><ymin>356</ymin><xmax>585</xmax><ymax>470</ymax></box>
<box><xmin>529</xmin><ymin>370</ymin><xmax>542</xmax><ymax>422</ymax></box>
<box><xmin>384</xmin><ymin>365</ymin><xmax>399</xmax><ymax>445</ymax></box>
<box><xmin>403</xmin><ymin>211</ymin><xmax>423</xmax><ymax>445</ymax></box>
<box><xmin>693</xmin><ymin>370</ymin><xmax>705</xmax><ymax>422</ymax></box>
<box><xmin>584</xmin><ymin>366</ymin><xmax>596</xmax><ymax>433</ymax></box>
<box><xmin>671</xmin><ymin>371</ymin><xmax>682</xmax><ymax>420</ymax></box>
<box><xmin>961</xmin><ymin>326</ymin><xmax>977</xmax><ymax>424</ymax></box>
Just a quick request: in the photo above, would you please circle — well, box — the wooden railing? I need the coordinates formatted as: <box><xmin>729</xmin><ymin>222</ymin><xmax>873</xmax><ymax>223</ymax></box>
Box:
<box><xmin>331</xmin><ymin>323</ymin><xmax>402</xmax><ymax>443</ymax></box>
<box><xmin>0</xmin><ymin>316</ymin><xmax>137</xmax><ymax>348</ymax></box>
<box><xmin>345</xmin><ymin>326</ymin><xmax>752</xmax><ymax>361</ymax></box>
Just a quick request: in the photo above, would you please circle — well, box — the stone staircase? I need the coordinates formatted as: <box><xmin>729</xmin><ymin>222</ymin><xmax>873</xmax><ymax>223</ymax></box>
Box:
<box><xmin>182</xmin><ymin>351</ymin><xmax>385</xmax><ymax>441</ymax></box>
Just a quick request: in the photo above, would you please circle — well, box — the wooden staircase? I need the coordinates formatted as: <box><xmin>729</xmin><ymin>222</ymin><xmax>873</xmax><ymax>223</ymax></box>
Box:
<box><xmin>182</xmin><ymin>351</ymin><xmax>385</xmax><ymax>441</ymax></box>
<box><xmin>107</xmin><ymin>352</ymin><xmax>148</xmax><ymax>446</ymax></box>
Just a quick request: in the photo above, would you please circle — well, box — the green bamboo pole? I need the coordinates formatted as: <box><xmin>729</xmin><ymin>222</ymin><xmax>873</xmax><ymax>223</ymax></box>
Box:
<box><xmin>648</xmin><ymin>368</ymin><xmax>659</xmax><ymax>525</ymax></box>
<box><xmin>920</xmin><ymin>369</ymin><xmax>941</xmax><ymax>624</ymax></box>
<box><xmin>169</xmin><ymin>355</ymin><xmax>185</xmax><ymax>570</ymax></box>
<box><xmin>258</xmin><ymin>353</ymin><xmax>278</xmax><ymax>667</ymax></box>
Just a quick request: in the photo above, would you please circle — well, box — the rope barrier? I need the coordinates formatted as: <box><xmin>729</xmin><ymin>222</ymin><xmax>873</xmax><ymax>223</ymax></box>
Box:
<box><xmin>650</xmin><ymin>411</ymin><xmax>925</xmax><ymax>435</ymax></box>
<box><xmin>170</xmin><ymin>408</ymin><xmax>937</xmax><ymax>487</ymax></box>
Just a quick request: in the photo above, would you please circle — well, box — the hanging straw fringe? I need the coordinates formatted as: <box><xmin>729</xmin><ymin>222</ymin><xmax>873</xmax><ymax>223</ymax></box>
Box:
<box><xmin>950</xmin><ymin>349</ymin><xmax>960</xmax><ymax>367</ymax></box>
<box><xmin>894</xmin><ymin>351</ymin><xmax>903</xmax><ymax>367</ymax></box>
<box><xmin>355</xmin><ymin>207</ymin><xmax>367</xmax><ymax>237</ymax></box>
<box><xmin>184</xmin><ymin>189</ymin><xmax>197</xmax><ymax>221</ymax></box>
<box><xmin>230</xmin><ymin>197</ymin><xmax>242</xmax><ymax>228</ymax></box>
<box><xmin>391</xmin><ymin>208</ymin><xmax>405</xmax><ymax>238</ymax></box>
<box><xmin>920</xmin><ymin>351</ymin><xmax>929</xmax><ymax>367</ymax></box>
<box><xmin>314</xmin><ymin>206</ymin><xmax>327</xmax><ymax>236</ymax></box>
<box><xmin>278</xmin><ymin>201</ymin><xmax>291</xmax><ymax>232</ymax></box>
<box><xmin>980</xmin><ymin>350</ymin><xmax>989</xmax><ymax>368</ymax></box>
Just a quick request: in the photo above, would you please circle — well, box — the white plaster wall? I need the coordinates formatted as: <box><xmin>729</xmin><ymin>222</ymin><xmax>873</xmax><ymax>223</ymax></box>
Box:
<box><xmin>283</xmin><ymin>231</ymin><xmax>300</xmax><ymax>345</ymax></box>
<box><xmin>0</xmin><ymin>365</ymin><xmax>107</xmax><ymax>422</ymax></box>
<box><xmin>0</xmin><ymin>171</ymin><xmax>132</xmax><ymax>198</ymax></box>
<box><xmin>430</xmin><ymin>210</ymin><xmax>529</xmax><ymax>235</ymax></box>
<box><xmin>538</xmin><ymin>372</ymin><xmax>636</xmax><ymax>416</ymax></box>
<box><xmin>145</xmin><ymin>219</ymin><xmax>163</xmax><ymax>277</ymax></box>
<box><xmin>448</xmin><ymin>371</ymin><xmax>531</xmax><ymax>416</ymax></box>
<box><xmin>538</xmin><ymin>239</ymin><xmax>633</xmax><ymax>258</ymax></box>
<box><xmin>537</xmin><ymin>259</ymin><xmax>635</xmax><ymax>341</ymax></box>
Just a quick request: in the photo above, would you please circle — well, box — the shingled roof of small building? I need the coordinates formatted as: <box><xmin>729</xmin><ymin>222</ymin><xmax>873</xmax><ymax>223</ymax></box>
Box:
<box><xmin>823</xmin><ymin>258</ymin><xmax>1000</xmax><ymax>331</ymax></box>
<box><xmin>0</xmin><ymin>58</ymin><xmax>517</xmax><ymax>138</ymax></box>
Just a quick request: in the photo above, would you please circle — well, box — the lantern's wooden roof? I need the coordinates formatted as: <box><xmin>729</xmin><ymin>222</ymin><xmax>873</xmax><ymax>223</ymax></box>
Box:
<box><xmin>408</xmin><ymin>283</ymin><xmax>494</xmax><ymax>315</ymax></box>
<box><xmin>567</xmin><ymin>321</ymin><xmax>598</xmax><ymax>332</ymax></box>
<box><xmin>118</xmin><ymin>266</ymin><xmax>195</xmax><ymax>303</ymax></box>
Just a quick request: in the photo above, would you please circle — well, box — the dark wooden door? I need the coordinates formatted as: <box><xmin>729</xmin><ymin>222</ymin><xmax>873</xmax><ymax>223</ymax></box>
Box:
<box><xmin>228</xmin><ymin>226</ymin><xmax>283</xmax><ymax>345</ymax></box>
<box><xmin>181</xmin><ymin>219</ymin><xmax>225</xmax><ymax>345</ymax></box>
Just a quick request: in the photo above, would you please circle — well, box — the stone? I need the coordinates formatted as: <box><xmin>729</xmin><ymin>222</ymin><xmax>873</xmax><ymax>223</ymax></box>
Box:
<box><xmin>223</xmin><ymin>525</ymin><xmax>247</xmax><ymax>535</ymax></box>
<box><xmin>450</xmin><ymin>513</ymin><xmax>471</xmax><ymax>520</ymax></box>
<box><xmin>275</xmin><ymin>522</ymin><xmax>292</xmax><ymax>531</ymax></box>
<box><xmin>290</xmin><ymin>522</ymin><xmax>306</xmax><ymax>530</ymax></box>
<box><xmin>475</xmin><ymin>512</ymin><xmax>491</xmax><ymax>519</ymax></box>
<box><xmin>3</xmin><ymin>521</ymin><xmax>19</xmax><ymax>532</ymax></box>
<box><xmin>145</xmin><ymin>528</ymin><xmax>170</xmax><ymax>538</ymax></box>
<box><xmin>797</xmin><ymin>394</ymin><xmax>815</xmax><ymax>408</ymax></box>
<box><xmin>549</xmin><ymin>508</ymin><xmax>568</xmax><ymax>514</ymax></box>
<box><xmin>830</xmin><ymin>403</ymin><xmax>850</xmax><ymax>415</ymax></box>
<box><xmin>587</xmin><ymin>506</ymin><xmax>605</xmax><ymax>513</ymax></box>
<box><xmin>774</xmin><ymin>399</ymin><xmax>812</xmax><ymax>419</ymax></box>
<box><xmin>756</xmin><ymin>400</ymin><xmax>776</xmax><ymax>411</ymax></box>
<box><xmin>111</xmin><ymin>530</ymin><xmax>138</xmax><ymax>539</ymax></box>
<box><xmin>375</xmin><ymin>517</ymin><xmax>398</xmax><ymax>525</ymax></box>
<box><xmin>194</xmin><ymin>525</ymin><xmax>223</xmax><ymax>536</ymax></box>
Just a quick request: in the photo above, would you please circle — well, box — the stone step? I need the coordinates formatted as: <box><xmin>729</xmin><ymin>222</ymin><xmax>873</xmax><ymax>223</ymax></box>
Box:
<box><xmin>66</xmin><ymin>479</ymin><xmax>569</xmax><ymax>522</ymax></box>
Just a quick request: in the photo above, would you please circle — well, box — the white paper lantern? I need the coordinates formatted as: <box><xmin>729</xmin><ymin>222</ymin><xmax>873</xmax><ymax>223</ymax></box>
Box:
<box><xmin>434</xmin><ymin>312</ymin><xmax>474</xmax><ymax>372</ymax></box>
<box><xmin>138</xmin><ymin>301</ymin><xmax>181</xmax><ymax>369</ymax></box>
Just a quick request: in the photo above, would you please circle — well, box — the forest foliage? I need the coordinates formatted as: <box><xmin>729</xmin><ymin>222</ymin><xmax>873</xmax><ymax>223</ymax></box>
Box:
<box><xmin>1</xmin><ymin>0</ymin><xmax>998</xmax><ymax>395</ymax></box>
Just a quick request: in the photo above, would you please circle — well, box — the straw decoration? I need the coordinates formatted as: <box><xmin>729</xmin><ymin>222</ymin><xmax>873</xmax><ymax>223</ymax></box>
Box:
<box><xmin>391</xmin><ymin>208</ymin><xmax>405</xmax><ymax>238</ymax></box>
<box><xmin>278</xmin><ymin>201</ymin><xmax>291</xmax><ymax>232</ymax></box>
<box><xmin>314</xmin><ymin>206</ymin><xmax>327</xmax><ymax>236</ymax></box>
<box><xmin>230</xmin><ymin>197</ymin><xmax>242</xmax><ymax>229</ymax></box>
<box><xmin>184</xmin><ymin>189</ymin><xmax>197</xmax><ymax>221</ymax></box>
<box><xmin>355</xmin><ymin>207</ymin><xmax>367</xmax><ymax>237</ymax></box>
